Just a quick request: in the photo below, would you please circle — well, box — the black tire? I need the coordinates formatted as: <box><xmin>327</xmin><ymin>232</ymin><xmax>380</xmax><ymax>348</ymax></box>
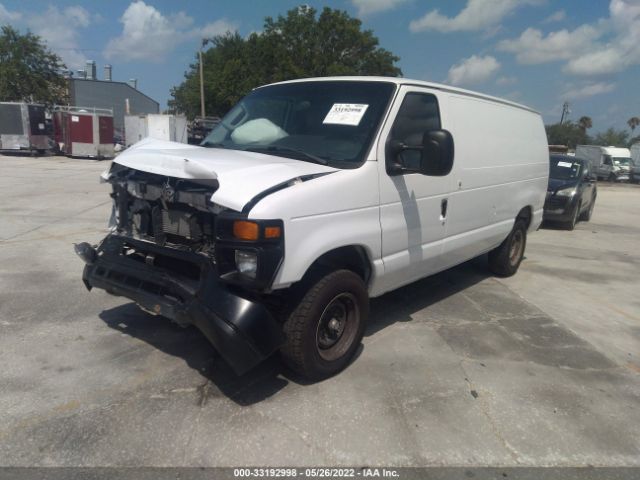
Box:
<box><xmin>488</xmin><ymin>219</ymin><xmax>527</xmax><ymax>277</ymax></box>
<box><xmin>580</xmin><ymin>195</ymin><xmax>595</xmax><ymax>221</ymax></box>
<box><xmin>281</xmin><ymin>269</ymin><xmax>369</xmax><ymax>380</ymax></box>
<box><xmin>608</xmin><ymin>173</ymin><xmax>616</xmax><ymax>182</ymax></box>
<box><xmin>565</xmin><ymin>202</ymin><xmax>581</xmax><ymax>230</ymax></box>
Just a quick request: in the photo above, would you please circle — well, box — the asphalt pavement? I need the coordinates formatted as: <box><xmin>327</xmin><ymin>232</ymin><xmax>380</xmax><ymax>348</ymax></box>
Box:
<box><xmin>0</xmin><ymin>154</ymin><xmax>638</xmax><ymax>467</ymax></box>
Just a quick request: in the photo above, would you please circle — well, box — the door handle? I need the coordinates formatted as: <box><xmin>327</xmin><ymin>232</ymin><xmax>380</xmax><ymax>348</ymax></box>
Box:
<box><xmin>440</xmin><ymin>198</ymin><xmax>448</xmax><ymax>221</ymax></box>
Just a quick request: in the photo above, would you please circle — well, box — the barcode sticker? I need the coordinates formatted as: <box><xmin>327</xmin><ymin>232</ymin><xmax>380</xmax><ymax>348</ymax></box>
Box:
<box><xmin>323</xmin><ymin>104</ymin><xmax>369</xmax><ymax>126</ymax></box>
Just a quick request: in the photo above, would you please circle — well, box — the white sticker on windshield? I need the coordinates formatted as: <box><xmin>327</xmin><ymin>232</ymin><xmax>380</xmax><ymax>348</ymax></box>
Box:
<box><xmin>323</xmin><ymin>103</ymin><xmax>369</xmax><ymax>126</ymax></box>
<box><xmin>557</xmin><ymin>161</ymin><xmax>573</xmax><ymax>168</ymax></box>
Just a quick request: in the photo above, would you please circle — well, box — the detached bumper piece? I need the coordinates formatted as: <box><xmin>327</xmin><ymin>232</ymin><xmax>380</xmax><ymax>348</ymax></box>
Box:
<box><xmin>80</xmin><ymin>235</ymin><xmax>285</xmax><ymax>375</ymax></box>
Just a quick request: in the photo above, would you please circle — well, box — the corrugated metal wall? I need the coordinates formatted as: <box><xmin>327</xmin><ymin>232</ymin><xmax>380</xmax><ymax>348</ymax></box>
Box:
<box><xmin>69</xmin><ymin>79</ymin><xmax>159</xmax><ymax>138</ymax></box>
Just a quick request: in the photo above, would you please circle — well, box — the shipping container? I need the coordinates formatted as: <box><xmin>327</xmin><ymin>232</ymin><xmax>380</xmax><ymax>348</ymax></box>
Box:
<box><xmin>0</xmin><ymin>102</ymin><xmax>51</xmax><ymax>153</ymax></box>
<box><xmin>124</xmin><ymin>114</ymin><xmax>188</xmax><ymax>147</ymax></box>
<box><xmin>53</xmin><ymin>106</ymin><xmax>115</xmax><ymax>159</ymax></box>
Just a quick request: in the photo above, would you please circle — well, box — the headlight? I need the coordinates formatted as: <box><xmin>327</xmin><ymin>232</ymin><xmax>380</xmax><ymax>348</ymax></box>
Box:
<box><xmin>555</xmin><ymin>188</ymin><xmax>576</xmax><ymax>197</ymax></box>
<box><xmin>235</xmin><ymin>250</ymin><xmax>258</xmax><ymax>278</ymax></box>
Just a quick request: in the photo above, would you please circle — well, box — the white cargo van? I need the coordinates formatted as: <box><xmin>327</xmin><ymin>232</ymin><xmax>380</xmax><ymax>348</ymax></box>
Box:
<box><xmin>575</xmin><ymin>145</ymin><xmax>632</xmax><ymax>181</ymax></box>
<box><xmin>76</xmin><ymin>77</ymin><xmax>548</xmax><ymax>379</ymax></box>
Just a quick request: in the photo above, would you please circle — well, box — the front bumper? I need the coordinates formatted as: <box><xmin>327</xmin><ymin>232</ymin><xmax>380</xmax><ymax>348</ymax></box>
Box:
<box><xmin>80</xmin><ymin>235</ymin><xmax>285</xmax><ymax>375</ymax></box>
<box><xmin>543</xmin><ymin>193</ymin><xmax>577</xmax><ymax>222</ymax></box>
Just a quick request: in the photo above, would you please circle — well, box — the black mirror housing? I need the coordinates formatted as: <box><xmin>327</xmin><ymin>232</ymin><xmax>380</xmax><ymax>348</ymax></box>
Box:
<box><xmin>421</xmin><ymin>130</ymin><xmax>454</xmax><ymax>176</ymax></box>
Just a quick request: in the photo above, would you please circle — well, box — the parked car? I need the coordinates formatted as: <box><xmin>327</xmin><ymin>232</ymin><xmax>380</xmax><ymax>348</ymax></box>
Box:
<box><xmin>575</xmin><ymin>145</ymin><xmax>631</xmax><ymax>182</ymax></box>
<box><xmin>75</xmin><ymin>77</ymin><xmax>548</xmax><ymax>380</ymax></box>
<box><xmin>631</xmin><ymin>143</ymin><xmax>640</xmax><ymax>183</ymax></box>
<box><xmin>188</xmin><ymin>116</ymin><xmax>221</xmax><ymax>144</ymax></box>
<box><xmin>543</xmin><ymin>155</ymin><xmax>597</xmax><ymax>230</ymax></box>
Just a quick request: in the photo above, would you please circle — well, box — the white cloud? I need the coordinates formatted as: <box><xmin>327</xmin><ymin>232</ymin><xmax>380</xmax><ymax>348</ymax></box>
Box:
<box><xmin>26</xmin><ymin>6</ymin><xmax>93</xmax><ymax>70</ymax></box>
<box><xmin>496</xmin><ymin>76</ymin><xmax>517</xmax><ymax>86</ymax></box>
<box><xmin>497</xmin><ymin>25</ymin><xmax>600</xmax><ymax>64</ymax></box>
<box><xmin>104</xmin><ymin>1</ymin><xmax>237</xmax><ymax>62</ymax></box>
<box><xmin>565</xmin><ymin>0</ymin><xmax>640</xmax><ymax>75</ymax></box>
<box><xmin>565</xmin><ymin>47</ymin><xmax>623</xmax><ymax>75</ymax></box>
<box><xmin>0</xmin><ymin>3</ymin><xmax>21</xmax><ymax>23</ymax></box>
<box><xmin>500</xmin><ymin>0</ymin><xmax>640</xmax><ymax>76</ymax></box>
<box><xmin>543</xmin><ymin>9</ymin><xmax>566</xmax><ymax>23</ymax></box>
<box><xmin>447</xmin><ymin>55</ymin><xmax>501</xmax><ymax>86</ymax></box>
<box><xmin>199</xmin><ymin>19</ymin><xmax>238</xmax><ymax>40</ymax></box>
<box><xmin>561</xmin><ymin>82</ymin><xmax>616</xmax><ymax>100</ymax></box>
<box><xmin>410</xmin><ymin>0</ymin><xmax>541</xmax><ymax>33</ymax></box>
<box><xmin>351</xmin><ymin>0</ymin><xmax>409</xmax><ymax>16</ymax></box>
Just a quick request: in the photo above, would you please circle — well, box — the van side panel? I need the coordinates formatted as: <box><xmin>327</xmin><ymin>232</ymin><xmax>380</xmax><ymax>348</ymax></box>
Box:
<box><xmin>441</xmin><ymin>95</ymin><xmax>548</xmax><ymax>268</ymax></box>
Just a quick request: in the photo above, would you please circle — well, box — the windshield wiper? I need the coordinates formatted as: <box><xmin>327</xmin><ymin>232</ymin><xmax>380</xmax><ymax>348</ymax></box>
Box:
<box><xmin>244</xmin><ymin>146</ymin><xmax>329</xmax><ymax>165</ymax></box>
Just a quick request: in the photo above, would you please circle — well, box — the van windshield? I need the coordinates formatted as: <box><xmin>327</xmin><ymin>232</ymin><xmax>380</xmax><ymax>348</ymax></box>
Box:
<box><xmin>202</xmin><ymin>81</ymin><xmax>396</xmax><ymax>167</ymax></box>
<box><xmin>612</xmin><ymin>157</ymin><xmax>631</xmax><ymax>166</ymax></box>
<box><xmin>550</xmin><ymin>156</ymin><xmax>582</xmax><ymax>180</ymax></box>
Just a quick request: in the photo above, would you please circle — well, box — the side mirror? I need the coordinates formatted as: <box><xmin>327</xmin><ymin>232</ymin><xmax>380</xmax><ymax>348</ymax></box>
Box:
<box><xmin>421</xmin><ymin>130</ymin><xmax>454</xmax><ymax>176</ymax></box>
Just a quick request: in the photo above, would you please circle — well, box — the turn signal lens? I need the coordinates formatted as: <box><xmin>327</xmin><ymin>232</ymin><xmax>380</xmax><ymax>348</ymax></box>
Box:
<box><xmin>264</xmin><ymin>226</ymin><xmax>282</xmax><ymax>239</ymax></box>
<box><xmin>233</xmin><ymin>220</ymin><xmax>259</xmax><ymax>241</ymax></box>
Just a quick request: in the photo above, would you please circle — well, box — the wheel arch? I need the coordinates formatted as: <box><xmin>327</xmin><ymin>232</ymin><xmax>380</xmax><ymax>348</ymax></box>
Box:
<box><xmin>300</xmin><ymin>245</ymin><xmax>373</xmax><ymax>287</ymax></box>
<box><xmin>516</xmin><ymin>205</ymin><xmax>533</xmax><ymax>229</ymax></box>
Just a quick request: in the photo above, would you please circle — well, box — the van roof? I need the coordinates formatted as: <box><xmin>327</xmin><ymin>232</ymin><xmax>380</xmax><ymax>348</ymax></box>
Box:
<box><xmin>263</xmin><ymin>76</ymin><xmax>539</xmax><ymax>114</ymax></box>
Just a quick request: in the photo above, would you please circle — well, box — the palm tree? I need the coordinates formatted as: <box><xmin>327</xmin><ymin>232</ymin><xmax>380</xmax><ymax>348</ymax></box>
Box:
<box><xmin>628</xmin><ymin>116</ymin><xmax>640</xmax><ymax>134</ymax></box>
<box><xmin>578</xmin><ymin>116</ymin><xmax>592</xmax><ymax>132</ymax></box>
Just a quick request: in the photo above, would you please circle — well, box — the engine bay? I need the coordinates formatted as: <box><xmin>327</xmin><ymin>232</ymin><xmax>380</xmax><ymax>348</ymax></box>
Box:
<box><xmin>105</xmin><ymin>164</ymin><xmax>220</xmax><ymax>255</ymax></box>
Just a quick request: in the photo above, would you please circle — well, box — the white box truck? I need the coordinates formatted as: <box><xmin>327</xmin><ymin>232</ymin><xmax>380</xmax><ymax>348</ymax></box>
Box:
<box><xmin>76</xmin><ymin>77</ymin><xmax>548</xmax><ymax>379</ymax></box>
<box><xmin>575</xmin><ymin>145</ymin><xmax>632</xmax><ymax>182</ymax></box>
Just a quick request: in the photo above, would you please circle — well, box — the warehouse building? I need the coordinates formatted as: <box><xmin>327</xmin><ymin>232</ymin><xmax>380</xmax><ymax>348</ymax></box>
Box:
<box><xmin>67</xmin><ymin>61</ymin><xmax>159</xmax><ymax>141</ymax></box>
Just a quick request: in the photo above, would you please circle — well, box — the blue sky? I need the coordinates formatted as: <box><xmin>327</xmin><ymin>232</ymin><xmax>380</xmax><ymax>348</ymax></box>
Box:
<box><xmin>2</xmin><ymin>0</ymin><xmax>639</xmax><ymax>133</ymax></box>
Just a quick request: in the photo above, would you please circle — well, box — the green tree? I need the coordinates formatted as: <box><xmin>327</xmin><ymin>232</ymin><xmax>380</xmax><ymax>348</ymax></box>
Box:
<box><xmin>578</xmin><ymin>116</ymin><xmax>592</xmax><ymax>132</ymax></box>
<box><xmin>0</xmin><ymin>25</ymin><xmax>67</xmax><ymax>105</ymax></box>
<box><xmin>169</xmin><ymin>6</ymin><xmax>402</xmax><ymax>118</ymax></box>
<box><xmin>627</xmin><ymin>116</ymin><xmax>640</xmax><ymax>134</ymax></box>
<box><xmin>545</xmin><ymin>121</ymin><xmax>590</xmax><ymax>149</ymax></box>
<box><xmin>593</xmin><ymin>128</ymin><xmax>629</xmax><ymax>147</ymax></box>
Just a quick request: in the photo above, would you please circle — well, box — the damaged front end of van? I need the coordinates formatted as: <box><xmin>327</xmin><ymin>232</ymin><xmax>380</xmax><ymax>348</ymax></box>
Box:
<box><xmin>75</xmin><ymin>139</ymin><xmax>333</xmax><ymax>374</ymax></box>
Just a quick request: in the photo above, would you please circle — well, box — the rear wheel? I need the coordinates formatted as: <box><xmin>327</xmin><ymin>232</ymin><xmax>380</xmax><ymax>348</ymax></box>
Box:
<box><xmin>488</xmin><ymin>219</ymin><xmax>527</xmax><ymax>277</ymax></box>
<box><xmin>281</xmin><ymin>269</ymin><xmax>368</xmax><ymax>380</ymax></box>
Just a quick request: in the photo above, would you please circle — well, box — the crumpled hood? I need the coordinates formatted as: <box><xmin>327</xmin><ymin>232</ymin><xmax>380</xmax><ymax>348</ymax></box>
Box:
<box><xmin>114</xmin><ymin>138</ymin><xmax>337</xmax><ymax>212</ymax></box>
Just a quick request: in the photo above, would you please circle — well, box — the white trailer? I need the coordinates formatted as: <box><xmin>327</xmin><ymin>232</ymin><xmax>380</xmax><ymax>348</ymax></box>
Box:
<box><xmin>575</xmin><ymin>145</ymin><xmax>631</xmax><ymax>181</ymax></box>
<box><xmin>124</xmin><ymin>114</ymin><xmax>188</xmax><ymax>147</ymax></box>
<box><xmin>0</xmin><ymin>102</ymin><xmax>51</xmax><ymax>153</ymax></box>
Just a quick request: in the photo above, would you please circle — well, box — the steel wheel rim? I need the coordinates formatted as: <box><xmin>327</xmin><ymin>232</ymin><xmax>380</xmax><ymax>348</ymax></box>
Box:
<box><xmin>316</xmin><ymin>293</ymin><xmax>360</xmax><ymax>361</ymax></box>
<box><xmin>509</xmin><ymin>229</ymin><xmax>524</xmax><ymax>265</ymax></box>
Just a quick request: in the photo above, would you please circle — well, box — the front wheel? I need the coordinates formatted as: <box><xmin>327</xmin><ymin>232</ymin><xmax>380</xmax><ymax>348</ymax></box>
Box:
<box><xmin>608</xmin><ymin>173</ymin><xmax>616</xmax><ymax>182</ymax></box>
<box><xmin>565</xmin><ymin>202</ymin><xmax>581</xmax><ymax>230</ymax></box>
<box><xmin>488</xmin><ymin>219</ymin><xmax>527</xmax><ymax>277</ymax></box>
<box><xmin>281</xmin><ymin>269</ymin><xmax>369</xmax><ymax>380</ymax></box>
<box><xmin>580</xmin><ymin>196</ymin><xmax>595</xmax><ymax>221</ymax></box>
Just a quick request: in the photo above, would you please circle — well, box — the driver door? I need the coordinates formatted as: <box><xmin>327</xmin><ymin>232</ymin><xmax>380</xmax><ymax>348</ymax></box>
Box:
<box><xmin>375</xmin><ymin>86</ymin><xmax>454</xmax><ymax>294</ymax></box>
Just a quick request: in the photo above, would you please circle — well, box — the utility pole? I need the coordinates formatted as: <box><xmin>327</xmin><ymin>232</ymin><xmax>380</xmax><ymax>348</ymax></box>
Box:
<box><xmin>560</xmin><ymin>101</ymin><xmax>570</xmax><ymax>124</ymax></box>
<box><xmin>199</xmin><ymin>38</ymin><xmax>209</xmax><ymax>118</ymax></box>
